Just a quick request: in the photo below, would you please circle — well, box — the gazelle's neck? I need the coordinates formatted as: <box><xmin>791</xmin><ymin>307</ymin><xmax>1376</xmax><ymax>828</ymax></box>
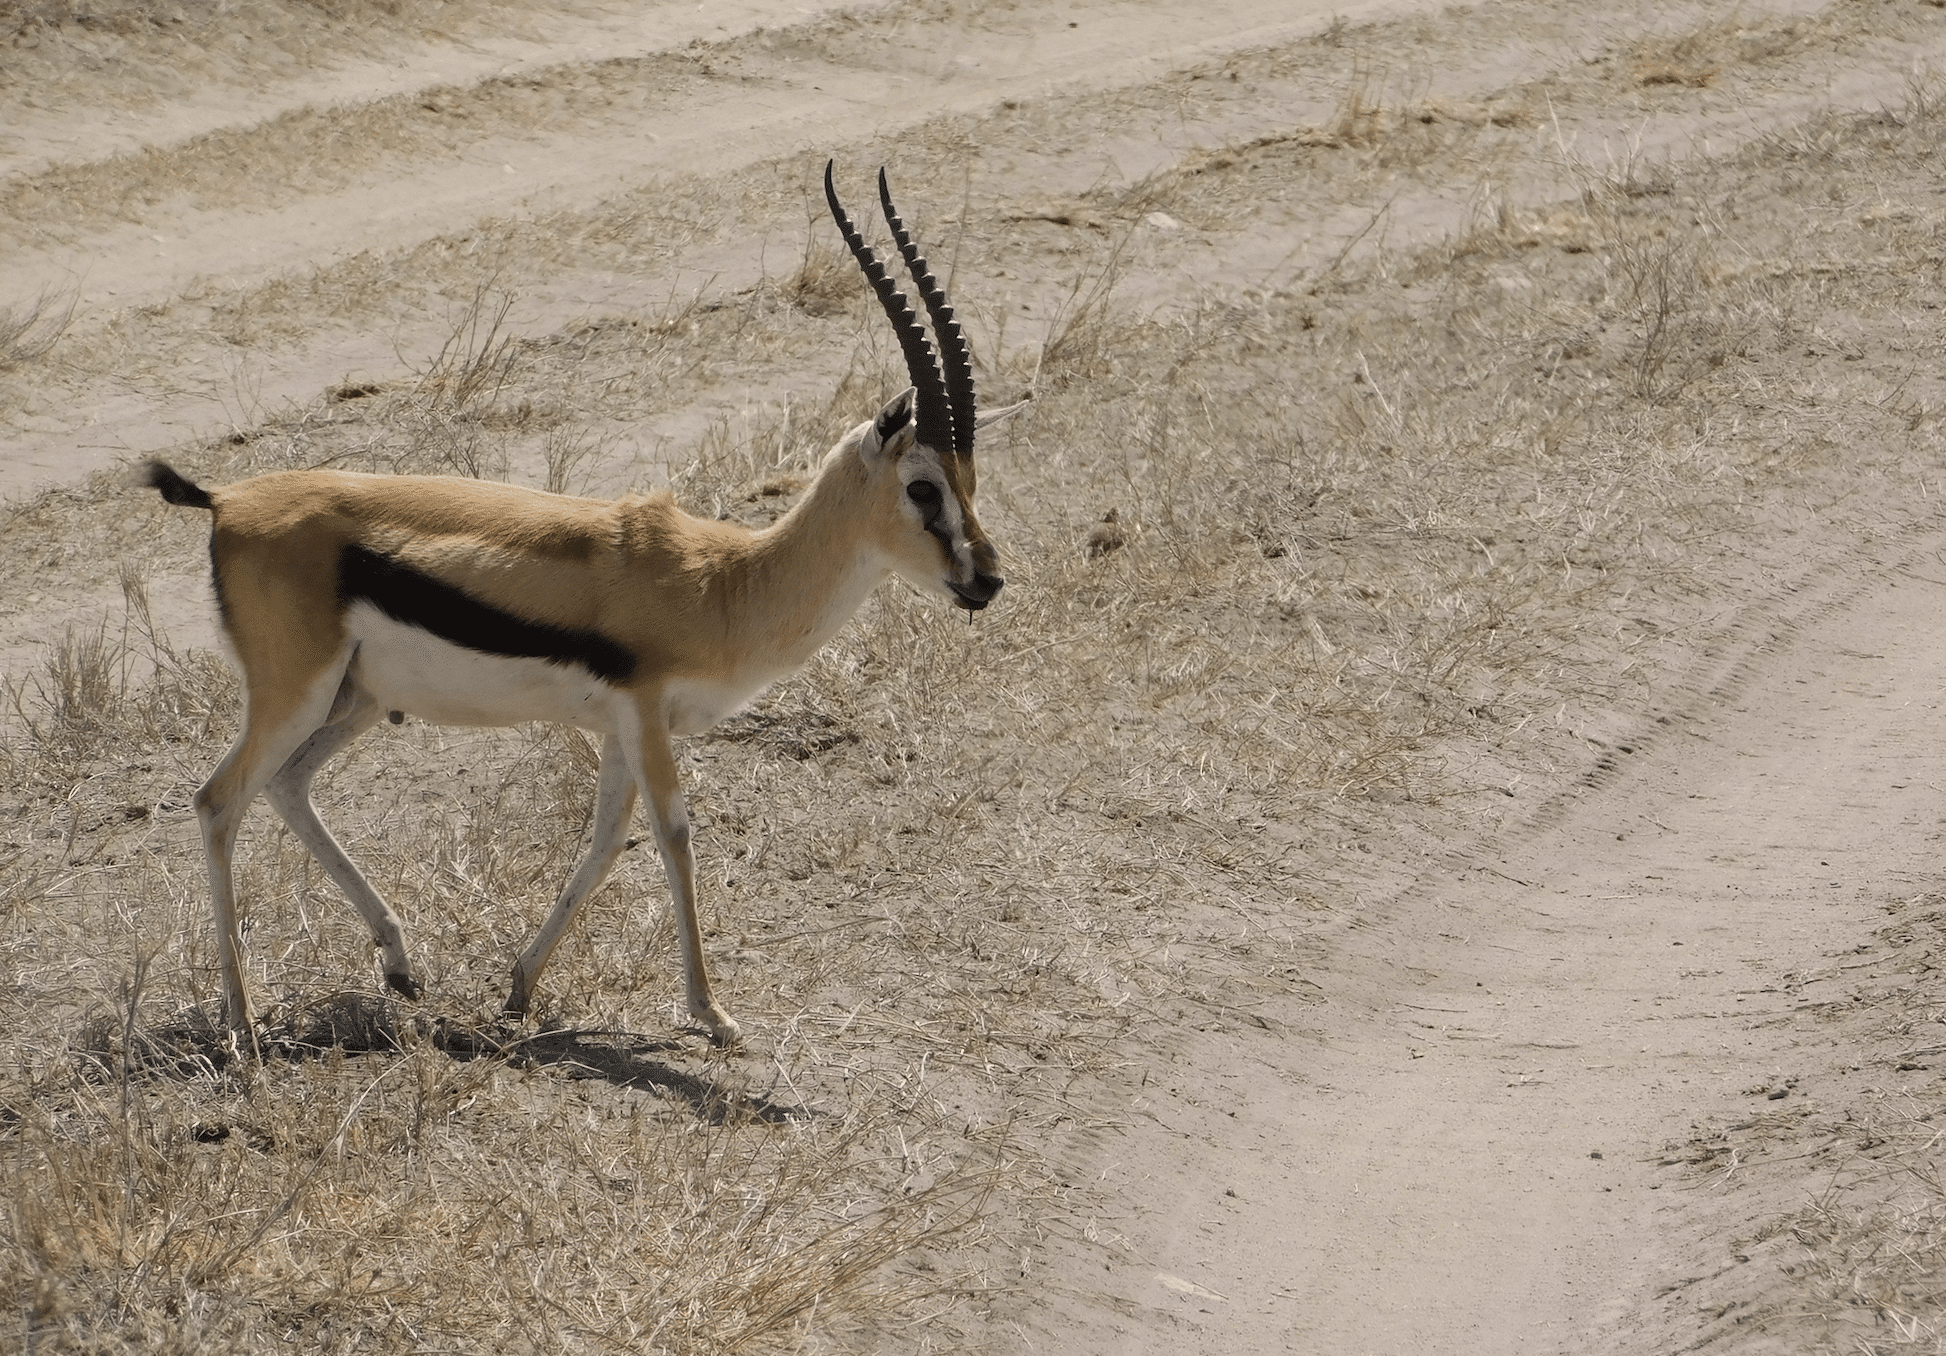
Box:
<box><xmin>720</xmin><ymin>437</ymin><xmax>889</xmax><ymax>676</ymax></box>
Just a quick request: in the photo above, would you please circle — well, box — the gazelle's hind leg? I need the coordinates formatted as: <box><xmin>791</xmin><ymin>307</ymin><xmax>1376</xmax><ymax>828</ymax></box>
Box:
<box><xmin>507</xmin><ymin>733</ymin><xmax>637</xmax><ymax>1017</ymax></box>
<box><xmin>260</xmin><ymin>675</ymin><xmax>419</xmax><ymax>999</ymax></box>
<box><xmin>194</xmin><ymin>649</ymin><xmax>356</xmax><ymax>1032</ymax></box>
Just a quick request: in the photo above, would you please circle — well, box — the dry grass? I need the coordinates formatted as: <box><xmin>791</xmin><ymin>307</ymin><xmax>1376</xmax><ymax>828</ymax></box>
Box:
<box><xmin>0</xmin><ymin>0</ymin><xmax>445</xmax><ymax>33</ymax></box>
<box><xmin>777</xmin><ymin>227</ymin><xmax>866</xmax><ymax>322</ymax></box>
<box><xmin>1653</xmin><ymin>889</ymin><xmax>1946</xmax><ymax>1351</ymax></box>
<box><xmin>0</xmin><ymin>46</ymin><xmax>693</xmax><ymax>248</ymax></box>
<box><xmin>0</xmin><ymin>0</ymin><xmax>561</xmax><ymax>134</ymax></box>
<box><xmin>0</xmin><ymin>0</ymin><xmax>970</xmax><ymax>250</ymax></box>
<box><xmin>0</xmin><ymin>290</ymin><xmax>69</xmax><ymax>374</ymax></box>
<box><xmin>9</xmin><ymin>3</ymin><xmax>1946</xmax><ymax>1350</ymax></box>
<box><xmin>1783</xmin><ymin>892</ymin><xmax>1946</xmax><ymax>1352</ymax></box>
<box><xmin>7</xmin><ymin>0</ymin><xmax>1911</xmax><ymax>442</ymax></box>
<box><xmin>7</xmin><ymin>1007</ymin><xmax>1002</xmax><ymax>1351</ymax></box>
<box><xmin>1622</xmin><ymin>11</ymin><xmax>1823</xmax><ymax>90</ymax></box>
<box><xmin>1780</xmin><ymin>1107</ymin><xmax>1946</xmax><ymax>1352</ymax></box>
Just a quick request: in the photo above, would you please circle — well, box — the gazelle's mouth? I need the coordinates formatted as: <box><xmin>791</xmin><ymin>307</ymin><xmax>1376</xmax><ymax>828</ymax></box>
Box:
<box><xmin>950</xmin><ymin>579</ymin><xmax>1002</xmax><ymax>611</ymax></box>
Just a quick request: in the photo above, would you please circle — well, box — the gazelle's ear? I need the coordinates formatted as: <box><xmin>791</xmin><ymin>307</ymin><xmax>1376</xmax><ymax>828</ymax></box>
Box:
<box><xmin>859</xmin><ymin>387</ymin><xmax>917</xmax><ymax>467</ymax></box>
<box><xmin>974</xmin><ymin>396</ymin><xmax>1032</xmax><ymax>431</ymax></box>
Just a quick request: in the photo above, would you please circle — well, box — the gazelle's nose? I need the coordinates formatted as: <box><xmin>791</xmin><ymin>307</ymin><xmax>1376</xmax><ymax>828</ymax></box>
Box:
<box><xmin>952</xmin><ymin>572</ymin><xmax>1004</xmax><ymax>611</ymax></box>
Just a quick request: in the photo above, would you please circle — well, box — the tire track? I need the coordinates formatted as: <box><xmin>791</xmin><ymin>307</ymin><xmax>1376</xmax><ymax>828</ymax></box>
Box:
<box><xmin>8</xmin><ymin>0</ymin><xmax>1900</xmax><ymax>503</ymax></box>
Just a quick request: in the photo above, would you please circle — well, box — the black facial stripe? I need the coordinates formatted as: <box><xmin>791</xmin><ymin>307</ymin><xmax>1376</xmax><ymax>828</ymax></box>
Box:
<box><xmin>340</xmin><ymin>544</ymin><xmax>636</xmax><ymax>685</ymax></box>
<box><xmin>906</xmin><ymin>480</ymin><xmax>941</xmax><ymax>515</ymax></box>
<box><xmin>910</xmin><ymin>481</ymin><xmax>961</xmax><ymax>562</ymax></box>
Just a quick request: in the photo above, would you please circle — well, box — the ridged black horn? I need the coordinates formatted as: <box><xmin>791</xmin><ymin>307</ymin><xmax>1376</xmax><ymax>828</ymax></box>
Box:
<box><xmin>824</xmin><ymin>161</ymin><xmax>954</xmax><ymax>456</ymax></box>
<box><xmin>878</xmin><ymin>169</ymin><xmax>976</xmax><ymax>463</ymax></box>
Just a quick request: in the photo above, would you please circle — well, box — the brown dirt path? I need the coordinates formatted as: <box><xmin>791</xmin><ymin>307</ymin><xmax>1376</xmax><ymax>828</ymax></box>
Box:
<box><xmin>1012</xmin><ymin>528</ymin><xmax>1946</xmax><ymax>1351</ymax></box>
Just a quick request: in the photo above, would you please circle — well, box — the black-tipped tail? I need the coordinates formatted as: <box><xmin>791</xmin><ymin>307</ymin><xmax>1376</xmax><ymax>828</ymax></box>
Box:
<box><xmin>144</xmin><ymin>460</ymin><xmax>214</xmax><ymax>511</ymax></box>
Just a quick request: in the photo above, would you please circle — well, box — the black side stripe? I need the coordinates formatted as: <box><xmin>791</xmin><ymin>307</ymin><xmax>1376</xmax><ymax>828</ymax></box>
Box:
<box><xmin>339</xmin><ymin>544</ymin><xmax>636</xmax><ymax>685</ymax></box>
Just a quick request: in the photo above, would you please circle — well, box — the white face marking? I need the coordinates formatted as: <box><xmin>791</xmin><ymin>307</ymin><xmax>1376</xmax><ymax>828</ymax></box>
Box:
<box><xmin>345</xmin><ymin>603</ymin><xmax>627</xmax><ymax>733</ymax></box>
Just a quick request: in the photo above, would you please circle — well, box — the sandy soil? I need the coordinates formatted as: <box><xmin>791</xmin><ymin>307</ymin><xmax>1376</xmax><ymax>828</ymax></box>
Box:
<box><xmin>1016</xmin><ymin>528</ymin><xmax>1946</xmax><ymax>1353</ymax></box>
<box><xmin>8</xmin><ymin>0</ymin><xmax>1946</xmax><ymax>1350</ymax></box>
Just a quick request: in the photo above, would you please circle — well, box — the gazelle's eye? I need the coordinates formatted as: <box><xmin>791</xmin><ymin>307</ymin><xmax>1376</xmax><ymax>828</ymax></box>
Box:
<box><xmin>906</xmin><ymin>481</ymin><xmax>941</xmax><ymax>516</ymax></box>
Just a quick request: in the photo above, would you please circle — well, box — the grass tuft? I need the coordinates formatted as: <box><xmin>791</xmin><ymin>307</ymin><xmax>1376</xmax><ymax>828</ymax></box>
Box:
<box><xmin>0</xmin><ymin>290</ymin><xmax>70</xmax><ymax>373</ymax></box>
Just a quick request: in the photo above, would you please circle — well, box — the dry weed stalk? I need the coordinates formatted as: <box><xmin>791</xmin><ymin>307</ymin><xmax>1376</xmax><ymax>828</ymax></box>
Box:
<box><xmin>0</xmin><ymin>290</ymin><xmax>70</xmax><ymax>373</ymax></box>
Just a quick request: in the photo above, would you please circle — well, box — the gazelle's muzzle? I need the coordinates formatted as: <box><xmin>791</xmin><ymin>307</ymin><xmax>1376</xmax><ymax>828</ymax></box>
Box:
<box><xmin>952</xmin><ymin>576</ymin><xmax>1003</xmax><ymax>611</ymax></box>
<box><xmin>952</xmin><ymin>540</ymin><xmax>1005</xmax><ymax>610</ymax></box>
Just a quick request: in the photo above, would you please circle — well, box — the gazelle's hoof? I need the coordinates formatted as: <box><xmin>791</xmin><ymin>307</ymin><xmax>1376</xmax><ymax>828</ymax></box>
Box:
<box><xmin>694</xmin><ymin>1006</ymin><xmax>742</xmax><ymax>1049</ymax></box>
<box><xmin>217</xmin><ymin>1011</ymin><xmax>261</xmax><ymax>1064</ymax></box>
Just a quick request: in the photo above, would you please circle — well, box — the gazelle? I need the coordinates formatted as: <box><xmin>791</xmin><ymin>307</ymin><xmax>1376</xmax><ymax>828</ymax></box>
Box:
<box><xmin>146</xmin><ymin>162</ymin><xmax>1014</xmax><ymax>1047</ymax></box>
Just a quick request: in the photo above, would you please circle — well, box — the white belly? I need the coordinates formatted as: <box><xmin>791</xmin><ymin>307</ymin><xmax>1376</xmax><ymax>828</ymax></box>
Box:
<box><xmin>346</xmin><ymin>603</ymin><xmax>626</xmax><ymax>733</ymax></box>
<box><xmin>663</xmin><ymin>672</ymin><xmax>775</xmax><ymax>736</ymax></box>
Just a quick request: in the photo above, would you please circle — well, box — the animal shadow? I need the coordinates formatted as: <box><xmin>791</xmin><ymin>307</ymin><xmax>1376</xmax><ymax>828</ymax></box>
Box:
<box><xmin>82</xmin><ymin>991</ymin><xmax>806</xmax><ymax>1127</ymax></box>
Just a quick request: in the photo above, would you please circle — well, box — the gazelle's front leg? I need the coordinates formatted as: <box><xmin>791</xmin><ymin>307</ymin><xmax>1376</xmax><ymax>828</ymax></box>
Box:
<box><xmin>631</xmin><ymin>716</ymin><xmax>741</xmax><ymax>1047</ymax></box>
<box><xmin>506</xmin><ymin>733</ymin><xmax>636</xmax><ymax>1017</ymax></box>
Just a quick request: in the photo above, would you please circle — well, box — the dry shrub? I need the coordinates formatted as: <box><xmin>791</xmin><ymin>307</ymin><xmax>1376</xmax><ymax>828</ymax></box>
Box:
<box><xmin>1029</xmin><ymin>238</ymin><xmax>1127</xmax><ymax>395</ymax></box>
<box><xmin>778</xmin><ymin>233</ymin><xmax>864</xmax><ymax>320</ymax></box>
<box><xmin>400</xmin><ymin>285</ymin><xmax>527</xmax><ymax>479</ymax></box>
<box><xmin>413</xmin><ymin>286</ymin><xmax>520</xmax><ymax>418</ymax></box>
<box><xmin>0</xmin><ymin>291</ymin><xmax>69</xmax><ymax>373</ymax></box>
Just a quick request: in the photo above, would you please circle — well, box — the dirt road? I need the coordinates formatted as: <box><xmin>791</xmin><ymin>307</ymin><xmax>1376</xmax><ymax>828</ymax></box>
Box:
<box><xmin>0</xmin><ymin>0</ymin><xmax>1406</xmax><ymax>503</ymax></box>
<box><xmin>7</xmin><ymin>0</ymin><xmax>1946</xmax><ymax>1350</ymax></box>
<box><xmin>1021</xmin><ymin>528</ymin><xmax>1946</xmax><ymax>1352</ymax></box>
